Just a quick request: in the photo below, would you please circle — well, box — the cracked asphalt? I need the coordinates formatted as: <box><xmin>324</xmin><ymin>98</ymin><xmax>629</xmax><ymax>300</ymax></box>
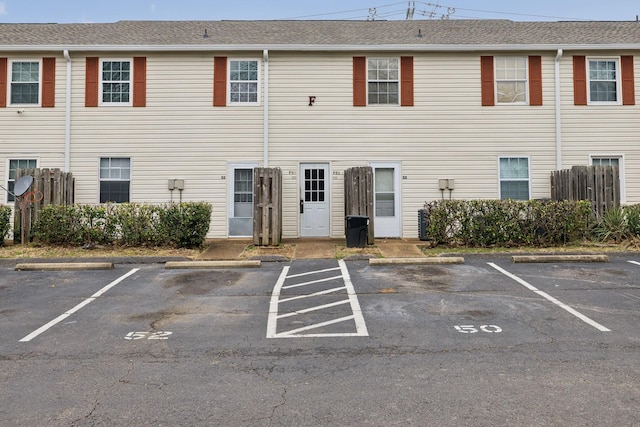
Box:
<box><xmin>1</xmin><ymin>255</ymin><xmax>640</xmax><ymax>426</ymax></box>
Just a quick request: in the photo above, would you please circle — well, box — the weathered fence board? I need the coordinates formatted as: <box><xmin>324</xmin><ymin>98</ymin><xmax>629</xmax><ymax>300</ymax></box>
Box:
<box><xmin>344</xmin><ymin>167</ymin><xmax>374</xmax><ymax>244</ymax></box>
<box><xmin>13</xmin><ymin>168</ymin><xmax>75</xmax><ymax>243</ymax></box>
<box><xmin>253</xmin><ymin>167</ymin><xmax>282</xmax><ymax>246</ymax></box>
<box><xmin>550</xmin><ymin>165</ymin><xmax>619</xmax><ymax>216</ymax></box>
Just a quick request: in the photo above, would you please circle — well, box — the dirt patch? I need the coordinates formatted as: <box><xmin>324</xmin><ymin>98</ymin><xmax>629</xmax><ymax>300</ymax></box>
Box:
<box><xmin>395</xmin><ymin>266</ymin><xmax>453</xmax><ymax>291</ymax></box>
<box><xmin>241</xmin><ymin>244</ymin><xmax>295</xmax><ymax>260</ymax></box>
<box><xmin>163</xmin><ymin>271</ymin><xmax>242</xmax><ymax>296</ymax></box>
<box><xmin>127</xmin><ymin>310</ymin><xmax>187</xmax><ymax>330</ymax></box>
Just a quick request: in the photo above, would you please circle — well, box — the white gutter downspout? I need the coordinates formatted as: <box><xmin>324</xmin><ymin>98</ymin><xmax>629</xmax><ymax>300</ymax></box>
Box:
<box><xmin>63</xmin><ymin>49</ymin><xmax>72</xmax><ymax>172</ymax></box>
<box><xmin>263</xmin><ymin>49</ymin><xmax>269</xmax><ymax>167</ymax></box>
<box><xmin>554</xmin><ymin>49</ymin><xmax>563</xmax><ymax>170</ymax></box>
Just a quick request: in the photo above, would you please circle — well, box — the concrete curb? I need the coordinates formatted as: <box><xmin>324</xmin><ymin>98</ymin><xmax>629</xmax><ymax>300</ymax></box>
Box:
<box><xmin>15</xmin><ymin>262</ymin><xmax>114</xmax><ymax>271</ymax></box>
<box><xmin>369</xmin><ymin>257</ymin><xmax>465</xmax><ymax>266</ymax></box>
<box><xmin>511</xmin><ymin>254</ymin><xmax>609</xmax><ymax>263</ymax></box>
<box><xmin>165</xmin><ymin>260</ymin><xmax>261</xmax><ymax>269</ymax></box>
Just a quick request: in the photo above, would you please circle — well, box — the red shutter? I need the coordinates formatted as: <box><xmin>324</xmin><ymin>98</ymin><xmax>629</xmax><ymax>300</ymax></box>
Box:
<box><xmin>41</xmin><ymin>57</ymin><xmax>56</xmax><ymax>108</ymax></box>
<box><xmin>85</xmin><ymin>57</ymin><xmax>99</xmax><ymax>107</ymax></box>
<box><xmin>621</xmin><ymin>55</ymin><xmax>635</xmax><ymax>106</ymax></box>
<box><xmin>214</xmin><ymin>56</ymin><xmax>227</xmax><ymax>107</ymax></box>
<box><xmin>400</xmin><ymin>56</ymin><xmax>414</xmax><ymax>107</ymax></box>
<box><xmin>353</xmin><ymin>56</ymin><xmax>367</xmax><ymax>107</ymax></box>
<box><xmin>528</xmin><ymin>56</ymin><xmax>542</xmax><ymax>106</ymax></box>
<box><xmin>133</xmin><ymin>56</ymin><xmax>147</xmax><ymax>107</ymax></box>
<box><xmin>573</xmin><ymin>56</ymin><xmax>587</xmax><ymax>105</ymax></box>
<box><xmin>480</xmin><ymin>56</ymin><xmax>495</xmax><ymax>106</ymax></box>
<box><xmin>0</xmin><ymin>58</ymin><xmax>6</xmax><ymax>108</ymax></box>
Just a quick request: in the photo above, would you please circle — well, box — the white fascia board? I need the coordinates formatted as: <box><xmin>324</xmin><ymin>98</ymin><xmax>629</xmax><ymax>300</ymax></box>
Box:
<box><xmin>3</xmin><ymin>43</ymin><xmax>640</xmax><ymax>52</ymax></box>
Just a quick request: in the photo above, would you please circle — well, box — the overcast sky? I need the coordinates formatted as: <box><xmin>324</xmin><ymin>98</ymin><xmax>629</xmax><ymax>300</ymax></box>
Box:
<box><xmin>0</xmin><ymin>0</ymin><xmax>638</xmax><ymax>23</ymax></box>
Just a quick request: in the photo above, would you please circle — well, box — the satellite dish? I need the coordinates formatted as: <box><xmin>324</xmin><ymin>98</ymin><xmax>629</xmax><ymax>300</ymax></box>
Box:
<box><xmin>13</xmin><ymin>175</ymin><xmax>33</xmax><ymax>197</ymax></box>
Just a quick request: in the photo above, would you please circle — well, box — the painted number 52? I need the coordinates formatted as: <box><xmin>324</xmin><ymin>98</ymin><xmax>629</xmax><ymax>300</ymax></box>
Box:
<box><xmin>124</xmin><ymin>331</ymin><xmax>173</xmax><ymax>340</ymax></box>
<box><xmin>454</xmin><ymin>325</ymin><xmax>502</xmax><ymax>334</ymax></box>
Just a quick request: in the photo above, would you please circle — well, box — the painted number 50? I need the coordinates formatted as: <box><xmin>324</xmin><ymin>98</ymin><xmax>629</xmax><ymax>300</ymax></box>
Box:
<box><xmin>454</xmin><ymin>325</ymin><xmax>502</xmax><ymax>334</ymax></box>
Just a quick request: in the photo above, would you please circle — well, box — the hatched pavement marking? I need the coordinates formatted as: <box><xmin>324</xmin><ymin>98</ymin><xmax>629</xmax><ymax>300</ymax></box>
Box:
<box><xmin>266</xmin><ymin>260</ymin><xmax>368</xmax><ymax>338</ymax></box>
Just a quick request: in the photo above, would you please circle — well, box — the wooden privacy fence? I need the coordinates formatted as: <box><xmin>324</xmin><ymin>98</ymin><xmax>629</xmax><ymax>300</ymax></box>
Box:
<box><xmin>344</xmin><ymin>166</ymin><xmax>374</xmax><ymax>244</ymax></box>
<box><xmin>14</xmin><ymin>168</ymin><xmax>75</xmax><ymax>243</ymax></box>
<box><xmin>550</xmin><ymin>165</ymin><xmax>620</xmax><ymax>217</ymax></box>
<box><xmin>253</xmin><ymin>167</ymin><xmax>282</xmax><ymax>246</ymax></box>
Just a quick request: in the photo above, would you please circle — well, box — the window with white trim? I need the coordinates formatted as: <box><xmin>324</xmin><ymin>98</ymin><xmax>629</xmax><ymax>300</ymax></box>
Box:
<box><xmin>588</xmin><ymin>58</ymin><xmax>619</xmax><ymax>103</ymax></box>
<box><xmin>101</xmin><ymin>60</ymin><xmax>132</xmax><ymax>105</ymax></box>
<box><xmin>7</xmin><ymin>159</ymin><xmax>37</xmax><ymax>202</ymax></box>
<box><xmin>499</xmin><ymin>157</ymin><xmax>530</xmax><ymax>200</ymax></box>
<box><xmin>368</xmin><ymin>58</ymin><xmax>399</xmax><ymax>105</ymax></box>
<box><xmin>99</xmin><ymin>157</ymin><xmax>130</xmax><ymax>203</ymax></box>
<box><xmin>495</xmin><ymin>57</ymin><xmax>527</xmax><ymax>104</ymax></box>
<box><xmin>229</xmin><ymin>60</ymin><xmax>259</xmax><ymax>104</ymax></box>
<box><xmin>10</xmin><ymin>60</ymin><xmax>40</xmax><ymax>105</ymax></box>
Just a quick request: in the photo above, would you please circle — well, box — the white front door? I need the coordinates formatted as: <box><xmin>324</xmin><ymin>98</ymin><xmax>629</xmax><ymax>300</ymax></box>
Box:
<box><xmin>300</xmin><ymin>163</ymin><xmax>330</xmax><ymax>237</ymax></box>
<box><xmin>372</xmin><ymin>163</ymin><xmax>401</xmax><ymax>238</ymax></box>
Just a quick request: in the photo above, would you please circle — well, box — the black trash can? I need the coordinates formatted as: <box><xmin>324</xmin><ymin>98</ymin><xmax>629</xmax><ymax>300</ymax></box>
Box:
<box><xmin>345</xmin><ymin>215</ymin><xmax>369</xmax><ymax>248</ymax></box>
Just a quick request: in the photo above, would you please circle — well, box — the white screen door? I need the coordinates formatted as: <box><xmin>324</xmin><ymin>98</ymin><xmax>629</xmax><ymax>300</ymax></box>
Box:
<box><xmin>372</xmin><ymin>163</ymin><xmax>401</xmax><ymax>238</ymax></box>
<box><xmin>300</xmin><ymin>163</ymin><xmax>330</xmax><ymax>237</ymax></box>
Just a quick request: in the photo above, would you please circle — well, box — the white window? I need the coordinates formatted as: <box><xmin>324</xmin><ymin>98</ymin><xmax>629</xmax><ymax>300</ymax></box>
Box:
<box><xmin>100</xmin><ymin>60</ymin><xmax>132</xmax><ymax>105</ymax></box>
<box><xmin>499</xmin><ymin>157</ymin><xmax>530</xmax><ymax>200</ymax></box>
<box><xmin>10</xmin><ymin>60</ymin><xmax>40</xmax><ymax>105</ymax></box>
<box><xmin>7</xmin><ymin>159</ymin><xmax>37</xmax><ymax>202</ymax></box>
<box><xmin>495</xmin><ymin>57</ymin><xmax>527</xmax><ymax>104</ymax></box>
<box><xmin>588</xmin><ymin>58</ymin><xmax>620</xmax><ymax>104</ymax></box>
<box><xmin>99</xmin><ymin>157</ymin><xmax>130</xmax><ymax>203</ymax></box>
<box><xmin>229</xmin><ymin>60</ymin><xmax>259</xmax><ymax>104</ymax></box>
<box><xmin>368</xmin><ymin>58</ymin><xmax>399</xmax><ymax>105</ymax></box>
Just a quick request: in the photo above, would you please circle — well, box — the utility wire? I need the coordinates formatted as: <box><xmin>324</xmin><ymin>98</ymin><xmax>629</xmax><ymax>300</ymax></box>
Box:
<box><xmin>281</xmin><ymin>1</ymin><xmax>593</xmax><ymax>21</ymax></box>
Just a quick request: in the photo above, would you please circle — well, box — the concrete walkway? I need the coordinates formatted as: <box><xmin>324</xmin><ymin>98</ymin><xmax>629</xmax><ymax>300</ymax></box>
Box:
<box><xmin>197</xmin><ymin>238</ymin><xmax>428</xmax><ymax>260</ymax></box>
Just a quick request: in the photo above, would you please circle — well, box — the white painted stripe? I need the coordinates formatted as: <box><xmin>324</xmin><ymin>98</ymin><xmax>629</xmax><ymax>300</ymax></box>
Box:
<box><xmin>278</xmin><ymin>287</ymin><xmax>347</xmax><ymax>303</ymax></box>
<box><xmin>286</xmin><ymin>267</ymin><xmax>340</xmax><ymax>279</ymax></box>
<box><xmin>339</xmin><ymin>259</ymin><xmax>369</xmax><ymax>336</ymax></box>
<box><xmin>276</xmin><ymin>315</ymin><xmax>356</xmax><ymax>337</ymax></box>
<box><xmin>281</xmin><ymin>275</ymin><xmax>343</xmax><ymax>290</ymax></box>
<box><xmin>488</xmin><ymin>263</ymin><xmax>610</xmax><ymax>332</ymax></box>
<box><xmin>266</xmin><ymin>266</ymin><xmax>289</xmax><ymax>338</ymax></box>
<box><xmin>274</xmin><ymin>332</ymin><xmax>366</xmax><ymax>338</ymax></box>
<box><xmin>19</xmin><ymin>268</ymin><xmax>140</xmax><ymax>342</ymax></box>
<box><xmin>628</xmin><ymin>260</ymin><xmax>640</xmax><ymax>266</ymax></box>
<box><xmin>277</xmin><ymin>299</ymin><xmax>351</xmax><ymax>319</ymax></box>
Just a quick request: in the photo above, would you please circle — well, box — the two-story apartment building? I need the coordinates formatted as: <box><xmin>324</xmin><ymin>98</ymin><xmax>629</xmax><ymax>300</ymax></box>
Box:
<box><xmin>1</xmin><ymin>20</ymin><xmax>639</xmax><ymax>239</ymax></box>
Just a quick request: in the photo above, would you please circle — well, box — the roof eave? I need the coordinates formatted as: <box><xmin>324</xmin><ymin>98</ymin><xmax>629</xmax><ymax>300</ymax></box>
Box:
<box><xmin>3</xmin><ymin>43</ymin><xmax>640</xmax><ymax>52</ymax></box>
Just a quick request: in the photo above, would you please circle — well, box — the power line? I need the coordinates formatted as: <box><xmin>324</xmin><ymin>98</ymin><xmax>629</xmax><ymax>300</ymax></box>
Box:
<box><xmin>281</xmin><ymin>1</ymin><xmax>594</xmax><ymax>21</ymax></box>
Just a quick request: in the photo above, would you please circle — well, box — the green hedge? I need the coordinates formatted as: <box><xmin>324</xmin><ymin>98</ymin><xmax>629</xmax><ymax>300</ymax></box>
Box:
<box><xmin>34</xmin><ymin>202</ymin><xmax>212</xmax><ymax>248</ymax></box>
<box><xmin>423</xmin><ymin>199</ymin><xmax>592</xmax><ymax>247</ymax></box>
<box><xmin>0</xmin><ymin>205</ymin><xmax>11</xmax><ymax>246</ymax></box>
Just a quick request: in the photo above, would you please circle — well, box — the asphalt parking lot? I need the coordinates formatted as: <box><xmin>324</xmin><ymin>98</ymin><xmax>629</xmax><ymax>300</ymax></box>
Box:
<box><xmin>1</xmin><ymin>254</ymin><xmax>639</xmax><ymax>426</ymax></box>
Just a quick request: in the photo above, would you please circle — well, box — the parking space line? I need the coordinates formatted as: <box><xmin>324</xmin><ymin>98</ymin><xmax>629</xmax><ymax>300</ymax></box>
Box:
<box><xmin>19</xmin><ymin>268</ymin><xmax>140</xmax><ymax>342</ymax></box>
<box><xmin>278</xmin><ymin>287</ymin><xmax>347</xmax><ymax>303</ymax></box>
<box><xmin>628</xmin><ymin>261</ymin><xmax>640</xmax><ymax>267</ymax></box>
<box><xmin>276</xmin><ymin>315</ymin><xmax>358</xmax><ymax>338</ymax></box>
<box><xmin>488</xmin><ymin>263</ymin><xmax>610</xmax><ymax>332</ymax></box>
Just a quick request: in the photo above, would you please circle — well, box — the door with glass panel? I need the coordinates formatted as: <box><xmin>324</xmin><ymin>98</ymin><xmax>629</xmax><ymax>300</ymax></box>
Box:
<box><xmin>300</xmin><ymin>163</ymin><xmax>330</xmax><ymax>237</ymax></box>
<box><xmin>372</xmin><ymin>163</ymin><xmax>401</xmax><ymax>238</ymax></box>
<box><xmin>228</xmin><ymin>165</ymin><xmax>257</xmax><ymax>237</ymax></box>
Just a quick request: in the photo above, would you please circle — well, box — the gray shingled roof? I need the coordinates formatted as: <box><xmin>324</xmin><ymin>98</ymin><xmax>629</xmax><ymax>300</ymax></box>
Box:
<box><xmin>1</xmin><ymin>20</ymin><xmax>640</xmax><ymax>49</ymax></box>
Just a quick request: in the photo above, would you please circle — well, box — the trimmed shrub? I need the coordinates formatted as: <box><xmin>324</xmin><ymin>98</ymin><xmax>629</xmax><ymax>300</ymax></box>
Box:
<box><xmin>422</xmin><ymin>199</ymin><xmax>592</xmax><ymax>247</ymax></box>
<box><xmin>0</xmin><ymin>205</ymin><xmax>11</xmax><ymax>245</ymax></box>
<box><xmin>33</xmin><ymin>202</ymin><xmax>212</xmax><ymax>248</ymax></box>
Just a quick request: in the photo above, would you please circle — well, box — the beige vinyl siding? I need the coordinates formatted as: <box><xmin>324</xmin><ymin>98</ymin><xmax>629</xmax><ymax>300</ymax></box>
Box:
<box><xmin>268</xmin><ymin>52</ymin><xmax>558</xmax><ymax>238</ymax></box>
<box><xmin>68</xmin><ymin>52</ymin><xmax>264</xmax><ymax>237</ymax></box>
<box><xmin>560</xmin><ymin>52</ymin><xmax>640</xmax><ymax>204</ymax></box>
<box><xmin>0</xmin><ymin>53</ymin><xmax>67</xmax><ymax>181</ymax></box>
